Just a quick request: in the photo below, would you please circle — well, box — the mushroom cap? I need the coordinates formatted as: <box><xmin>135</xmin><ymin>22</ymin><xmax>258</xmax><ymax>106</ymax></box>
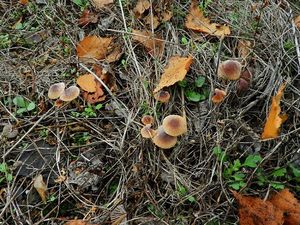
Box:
<box><xmin>141</xmin><ymin>115</ymin><xmax>154</xmax><ymax>125</ymax></box>
<box><xmin>140</xmin><ymin>125</ymin><xmax>156</xmax><ymax>138</ymax></box>
<box><xmin>154</xmin><ymin>90</ymin><xmax>170</xmax><ymax>103</ymax></box>
<box><xmin>212</xmin><ymin>88</ymin><xmax>227</xmax><ymax>103</ymax></box>
<box><xmin>236</xmin><ymin>78</ymin><xmax>250</xmax><ymax>93</ymax></box>
<box><xmin>152</xmin><ymin>126</ymin><xmax>177</xmax><ymax>149</ymax></box>
<box><xmin>240</xmin><ymin>68</ymin><xmax>253</xmax><ymax>82</ymax></box>
<box><xmin>218</xmin><ymin>60</ymin><xmax>242</xmax><ymax>80</ymax></box>
<box><xmin>48</xmin><ymin>82</ymin><xmax>65</xmax><ymax>99</ymax></box>
<box><xmin>162</xmin><ymin>115</ymin><xmax>187</xmax><ymax>136</ymax></box>
<box><xmin>59</xmin><ymin>86</ymin><xmax>80</xmax><ymax>102</ymax></box>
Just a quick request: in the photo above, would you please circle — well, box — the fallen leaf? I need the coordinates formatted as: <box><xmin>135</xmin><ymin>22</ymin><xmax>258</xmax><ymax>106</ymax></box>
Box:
<box><xmin>212</xmin><ymin>88</ymin><xmax>226</xmax><ymax>104</ymax></box>
<box><xmin>64</xmin><ymin>220</ymin><xmax>94</xmax><ymax>225</ymax></box>
<box><xmin>110</xmin><ymin>204</ymin><xmax>127</xmax><ymax>225</ymax></box>
<box><xmin>91</xmin><ymin>0</ymin><xmax>114</xmax><ymax>9</ymax></box>
<box><xmin>185</xmin><ymin>0</ymin><xmax>230</xmax><ymax>37</ymax></box>
<box><xmin>269</xmin><ymin>189</ymin><xmax>300</xmax><ymax>225</ymax></box>
<box><xmin>145</xmin><ymin>15</ymin><xmax>160</xmax><ymax>29</ymax></box>
<box><xmin>83</xmin><ymin>82</ymin><xmax>106</xmax><ymax>104</ymax></box>
<box><xmin>237</xmin><ymin>40</ymin><xmax>252</xmax><ymax>60</ymax></box>
<box><xmin>132</xmin><ymin>29</ymin><xmax>164</xmax><ymax>56</ymax></box>
<box><xmin>76</xmin><ymin>35</ymin><xmax>113</xmax><ymax>61</ymax></box>
<box><xmin>79</xmin><ymin>9</ymin><xmax>98</xmax><ymax>26</ymax></box>
<box><xmin>261</xmin><ymin>83</ymin><xmax>287</xmax><ymax>140</ymax></box>
<box><xmin>19</xmin><ymin>0</ymin><xmax>28</xmax><ymax>5</ymax></box>
<box><xmin>232</xmin><ymin>190</ymin><xmax>284</xmax><ymax>225</ymax></box>
<box><xmin>294</xmin><ymin>16</ymin><xmax>300</xmax><ymax>29</ymax></box>
<box><xmin>33</xmin><ymin>174</ymin><xmax>47</xmax><ymax>203</ymax></box>
<box><xmin>77</xmin><ymin>74</ymin><xmax>97</xmax><ymax>92</ymax></box>
<box><xmin>153</xmin><ymin>56</ymin><xmax>193</xmax><ymax>93</ymax></box>
<box><xmin>133</xmin><ymin>0</ymin><xmax>151</xmax><ymax>18</ymax></box>
<box><xmin>106</xmin><ymin>46</ymin><xmax>123</xmax><ymax>63</ymax></box>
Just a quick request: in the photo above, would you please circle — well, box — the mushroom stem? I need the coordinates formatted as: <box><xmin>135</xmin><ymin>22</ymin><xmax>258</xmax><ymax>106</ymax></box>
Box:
<box><xmin>181</xmin><ymin>88</ymin><xmax>186</xmax><ymax>120</ymax></box>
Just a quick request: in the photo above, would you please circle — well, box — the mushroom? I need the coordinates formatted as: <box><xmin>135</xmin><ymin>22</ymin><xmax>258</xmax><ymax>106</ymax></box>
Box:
<box><xmin>237</xmin><ymin>68</ymin><xmax>253</xmax><ymax>93</ymax></box>
<box><xmin>154</xmin><ymin>90</ymin><xmax>170</xmax><ymax>103</ymax></box>
<box><xmin>140</xmin><ymin>124</ymin><xmax>156</xmax><ymax>138</ymax></box>
<box><xmin>48</xmin><ymin>82</ymin><xmax>65</xmax><ymax>99</ymax></box>
<box><xmin>162</xmin><ymin>115</ymin><xmax>187</xmax><ymax>136</ymax></box>
<box><xmin>59</xmin><ymin>86</ymin><xmax>80</xmax><ymax>102</ymax></box>
<box><xmin>218</xmin><ymin>60</ymin><xmax>242</xmax><ymax>80</ymax></box>
<box><xmin>141</xmin><ymin>115</ymin><xmax>154</xmax><ymax>125</ymax></box>
<box><xmin>212</xmin><ymin>88</ymin><xmax>226</xmax><ymax>104</ymax></box>
<box><xmin>152</xmin><ymin>126</ymin><xmax>177</xmax><ymax>149</ymax></box>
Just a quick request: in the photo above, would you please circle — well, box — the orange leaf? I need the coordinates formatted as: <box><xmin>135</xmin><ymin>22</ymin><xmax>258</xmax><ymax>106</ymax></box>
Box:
<box><xmin>133</xmin><ymin>0</ymin><xmax>151</xmax><ymax>18</ymax></box>
<box><xmin>185</xmin><ymin>0</ymin><xmax>230</xmax><ymax>37</ymax></box>
<box><xmin>132</xmin><ymin>29</ymin><xmax>164</xmax><ymax>56</ymax></box>
<box><xmin>77</xmin><ymin>74</ymin><xmax>97</xmax><ymax>92</ymax></box>
<box><xmin>261</xmin><ymin>83</ymin><xmax>287</xmax><ymax>140</ymax></box>
<box><xmin>79</xmin><ymin>9</ymin><xmax>98</xmax><ymax>26</ymax></box>
<box><xmin>153</xmin><ymin>56</ymin><xmax>193</xmax><ymax>93</ymax></box>
<box><xmin>232</xmin><ymin>190</ymin><xmax>284</xmax><ymax>225</ymax></box>
<box><xmin>294</xmin><ymin>15</ymin><xmax>300</xmax><ymax>29</ymax></box>
<box><xmin>269</xmin><ymin>189</ymin><xmax>300</xmax><ymax>225</ymax></box>
<box><xmin>91</xmin><ymin>0</ymin><xmax>114</xmax><ymax>9</ymax></box>
<box><xmin>33</xmin><ymin>174</ymin><xmax>47</xmax><ymax>203</ymax></box>
<box><xmin>76</xmin><ymin>35</ymin><xmax>113</xmax><ymax>61</ymax></box>
<box><xmin>64</xmin><ymin>220</ymin><xmax>95</xmax><ymax>225</ymax></box>
<box><xmin>19</xmin><ymin>0</ymin><xmax>28</xmax><ymax>5</ymax></box>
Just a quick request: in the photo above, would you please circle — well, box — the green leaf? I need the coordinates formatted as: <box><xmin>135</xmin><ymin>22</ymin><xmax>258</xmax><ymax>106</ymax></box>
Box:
<box><xmin>232</xmin><ymin>160</ymin><xmax>242</xmax><ymax>171</ymax></box>
<box><xmin>6</xmin><ymin>173</ymin><xmax>13</xmax><ymax>182</ymax></box>
<box><xmin>26</xmin><ymin>102</ymin><xmax>36</xmax><ymax>111</ymax></box>
<box><xmin>232</xmin><ymin>172</ymin><xmax>245</xmax><ymax>181</ymax></box>
<box><xmin>271</xmin><ymin>168</ymin><xmax>287</xmax><ymax>178</ymax></box>
<box><xmin>178</xmin><ymin>80</ymin><xmax>188</xmax><ymax>88</ymax></box>
<box><xmin>212</xmin><ymin>147</ymin><xmax>227</xmax><ymax>162</ymax></box>
<box><xmin>16</xmin><ymin>108</ymin><xmax>27</xmax><ymax>115</ymax></box>
<box><xmin>289</xmin><ymin>164</ymin><xmax>300</xmax><ymax>178</ymax></box>
<box><xmin>187</xmin><ymin>195</ymin><xmax>196</xmax><ymax>203</ymax></box>
<box><xmin>0</xmin><ymin>163</ymin><xmax>6</xmax><ymax>172</ymax></box>
<box><xmin>243</xmin><ymin>154</ymin><xmax>262</xmax><ymax>168</ymax></box>
<box><xmin>229</xmin><ymin>181</ymin><xmax>246</xmax><ymax>190</ymax></box>
<box><xmin>177</xmin><ymin>184</ymin><xmax>187</xmax><ymax>196</ymax></box>
<box><xmin>195</xmin><ymin>76</ymin><xmax>205</xmax><ymax>88</ymax></box>
<box><xmin>13</xmin><ymin>96</ymin><xmax>26</xmax><ymax>108</ymax></box>
<box><xmin>73</xmin><ymin>0</ymin><xmax>83</xmax><ymax>6</ymax></box>
<box><xmin>181</xmin><ymin>36</ymin><xmax>188</xmax><ymax>45</ymax></box>
<box><xmin>186</xmin><ymin>90</ymin><xmax>205</xmax><ymax>102</ymax></box>
<box><xmin>95</xmin><ymin>104</ymin><xmax>103</xmax><ymax>110</ymax></box>
<box><xmin>271</xmin><ymin>182</ymin><xmax>285</xmax><ymax>190</ymax></box>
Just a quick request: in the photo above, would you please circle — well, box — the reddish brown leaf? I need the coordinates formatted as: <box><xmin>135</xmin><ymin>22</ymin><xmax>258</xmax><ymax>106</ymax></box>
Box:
<box><xmin>79</xmin><ymin>9</ymin><xmax>98</xmax><ymax>26</ymax></box>
<box><xmin>19</xmin><ymin>0</ymin><xmax>28</xmax><ymax>5</ymax></box>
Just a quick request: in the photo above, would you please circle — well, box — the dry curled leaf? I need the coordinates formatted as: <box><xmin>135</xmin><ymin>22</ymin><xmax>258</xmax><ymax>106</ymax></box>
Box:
<box><xmin>269</xmin><ymin>189</ymin><xmax>300</xmax><ymax>225</ymax></box>
<box><xmin>64</xmin><ymin>220</ymin><xmax>95</xmax><ymax>225</ymax></box>
<box><xmin>132</xmin><ymin>29</ymin><xmax>164</xmax><ymax>56</ymax></box>
<box><xmin>232</xmin><ymin>190</ymin><xmax>284</xmax><ymax>225</ymax></box>
<box><xmin>133</xmin><ymin>0</ymin><xmax>151</xmax><ymax>18</ymax></box>
<box><xmin>237</xmin><ymin>40</ymin><xmax>252</xmax><ymax>60</ymax></box>
<box><xmin>154</xmin><ymin>56</ymin><xmax>193</xmax><ymax>93</ymax></box>
<box><xmin>185</xmin><ymin>0</ymin><xmax>230</xmax><ymax>37</ymax></box>
<box><xmin>79</xmin><ymin>9</ymin><xmax>98</xmax><ymax>26</ymax></box>
<box><xmin>76</xmin><ymin>35</ymin><xmax>113</xmax><ymax>61</ymax></box>
<box><xmin>33</xmin><ymin>174</ymin><xmax>47</xmax><ymax>203</ymax></box>
<box><xmin>77</xmin><ymin>74</ymin><xmax>97</xmax><ymax>92</ymax></box>
<box><xmin>261</xmin><ymin>83</ymin><xmax>287</xmax><ymax>140</ymax></box>
<box><xmin>91</xmin><ymin>0</ymin><xmax>114</xmax><ymax>9</ymax></box>
<box><xmin>294</xmin><ymin>15</ymin><xmax>300</xmax><ymax>29</ymax></box>
<box><xmin>19</xmin><ymin>0</ymin><xmax>28</xmax><ymax>5</ymax></box>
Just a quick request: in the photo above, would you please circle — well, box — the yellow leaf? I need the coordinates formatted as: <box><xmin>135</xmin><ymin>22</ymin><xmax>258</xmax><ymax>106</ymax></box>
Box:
<box><xmin>132</xmin><ymin>29</ymin><xmax>164</xmax><ymax>56</ymax></box>
<box><xmin>33</xmin><ymin>174</ymin><xmax>47</xmax><ymax>203</ymax></box>
<box><xmin>154</xmin><ymin>56</ymin><xmax>193</xmax><ymax>93</ymax></box>
<box><xmin>185</xmin><ymin>0</ymin><xmax>230</xmax><ymax>37</ymax></box>
<box><xmin>91</xmin><ymin>0</ymin><xmax>114</xmax><ymax>9</ymax></box>
<box><xmin>77</xmin><ymin>74</ymin><xmax>97</xmax><ymax>92</ymax></box>
<box><xmin>261</xmin><ymin>83</ymin><xmax>287</xmax><ymax>140</ymax></box>
<box><xmin>76</xmin><ymin>35</ymin><xmax>113</xmax><ymax>61</ymax></box>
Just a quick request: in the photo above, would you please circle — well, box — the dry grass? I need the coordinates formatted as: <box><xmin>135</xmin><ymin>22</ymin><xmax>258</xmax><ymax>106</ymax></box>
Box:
<box><xmin>0</xmin><ymin>0</ymin><xmax>299</xmax><ymax>224</ymax></box>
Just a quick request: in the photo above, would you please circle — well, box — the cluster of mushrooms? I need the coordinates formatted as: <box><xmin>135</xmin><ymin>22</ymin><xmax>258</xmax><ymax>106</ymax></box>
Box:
<box><xmin>212</xmin><ymin>59</ymin><xmax>253</xmax><ymax>103</ymax></box>
<box><xmin>140</xmin><ymin>114</ymin><xmax>187</xmax><ymax>149</ymax></box>
<box><xmin>48</xmin><ymin>82</ymin><xmax>80</xmax><ymax>102</ymax></box>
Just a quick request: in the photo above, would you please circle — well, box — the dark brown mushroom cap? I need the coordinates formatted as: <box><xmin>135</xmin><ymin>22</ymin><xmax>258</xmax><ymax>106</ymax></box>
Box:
<box><xmin>141</xmin><ymin>115</ymin><xmax>154</xmax><ymax>125</ymax></box>
<box><xmin>59</xmin><ymin>86</ymin><xmax>80</xmax><ymax>102</ymax></box>
<box><xmin>162</xmin><ymin>115</ymin><xmax>187</xmax><ymax>136</ymax></box>
<box><xmin>48</xmin><ymin>82</ymin><xmax>65</xmax><ymax>99</ymax></box>
<box><xmin>218</xmin><ymin>60</ymin><xmax>242</xmax><ymax>80</ymax></box>
<box><xmin>140</xmin><ymin>125</ymin><xmax>156</xmax><ymax>138</ymax></box>
<box><xmin>152</xmin><ymin>126</ymin><xmax>177</xmax><ymax>149</ymax></box>
<box><xmin>154</xmin><ymin>90</ymin><xmax>170</xmax><ymax>103</ymax></box>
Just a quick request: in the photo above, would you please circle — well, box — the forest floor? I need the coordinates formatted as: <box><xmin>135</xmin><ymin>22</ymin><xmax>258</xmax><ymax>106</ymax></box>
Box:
<box><xmin>0</xmin><ymin>0</ymin><xmax>300</xmax><ymax>224</ymax></box>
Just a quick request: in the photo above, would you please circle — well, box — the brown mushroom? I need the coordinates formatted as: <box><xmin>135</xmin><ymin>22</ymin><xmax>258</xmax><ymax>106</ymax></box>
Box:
<box><xmin>59</xmin><ymin>86</ymin><xmax>80</xmax><ymax>102</ymax></box>
<box><xmin>212</xmin><ymin>88</ymin><xmax>226</xmax><ymax>104</ymax></box>
<box><xmin>154</xmin><ymin>90</ymin><xmax>170</xmax><ymax>103</ymax></box>
<box><xmin>141</xmin><ymin>115</ymin><xmax>154</xmax><ymax>125</ymax></box>
<box><xmin>48</xmin><ymin>82</ymin><xmax>65</xmax><ymax>99</ymax></box>
<box><xmin>152</xmin><ymin>126</ymin><xmax>177</xmax><ymax>149</ymax></box>
<box><xmin>140</xmin><ymin>124</ymin><xmax>156</xmax><ymax>138</ymax></box>
<box><xmin>218</xmin><ymin>60</ymin><xmax>242</xmax><ymax>80</ymax></box>
<box><xmin>162</xmin><ymin>115</ymin><xmax>187</xmax><ymax>136</ymax></box>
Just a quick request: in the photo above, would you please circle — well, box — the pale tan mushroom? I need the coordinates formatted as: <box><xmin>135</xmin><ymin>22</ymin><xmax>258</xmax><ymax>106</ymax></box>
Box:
<box><xmin>140</xmin><ymin>124</ymin><xmax>156</xmax><ymax>138</ymax></box>
<box><xmin>218</xmin><ymin>60</ymin><xmax>242</xmax><ymax>80</ymax></box>
<box><xmin>48</xmin><ymin>82</ymin><xmax>65</xmax><ymax>99</ymax></box>
<box><xmin>141</xmin><ymin>115</ymin><xmax>154</xmax><ymax>125</ymax></box>
<box><xmin>162</xmin><ymin>115</ymin><xmax>187</xmax><ymax>136</ymax></box>
<box><xmin>152</xmin><ymin>126</ymin><xmax>177</xmax><ymax>149</ymax></box>
<box><xmin>59</xmin><ymin>86</ymin><xmax>80</xmax><ymax>102</ymax></box>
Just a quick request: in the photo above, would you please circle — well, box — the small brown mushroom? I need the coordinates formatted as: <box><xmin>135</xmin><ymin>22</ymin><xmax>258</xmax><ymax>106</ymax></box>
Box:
<box><xmin>48</xmin><ymin>82</ymin><xmax>65</xmax><ymax>99</ymax></box>
<box><xmin>141</xmin><ymin>115</ymin><xmax>154</xmax><ymax>125</ymax></box>
<box><xmin>59</xmin><ymin>86</ymin><xmax>80</xmax><ymax>102</ymax></box>
<box><xmin>218</xmin><ymin>60</ymin><xmax>242</xmax><ymax>80</ymax></box>
<box><xmin>212</xmin><ymin>88</ymin><xmax>227</xmax><ymax>104</ymax></box>
<box><xmin>154</xmin><ymin>90</ymin><xmax>170</xmax><ymax>103</ymax></box>
<box><xmin>140</xmin><ymin>124</ymin><xmax>156</xmax><ymax>138</ymax></box>
<box><xmin>162</xmin><ymin>115</ymin><xmax>187</xmax><ymax>136</ymax></box>
<box><xmin>152</xmin><ymin>126</ymin><xmax>177</xmax><ymax>149</ymax></box>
